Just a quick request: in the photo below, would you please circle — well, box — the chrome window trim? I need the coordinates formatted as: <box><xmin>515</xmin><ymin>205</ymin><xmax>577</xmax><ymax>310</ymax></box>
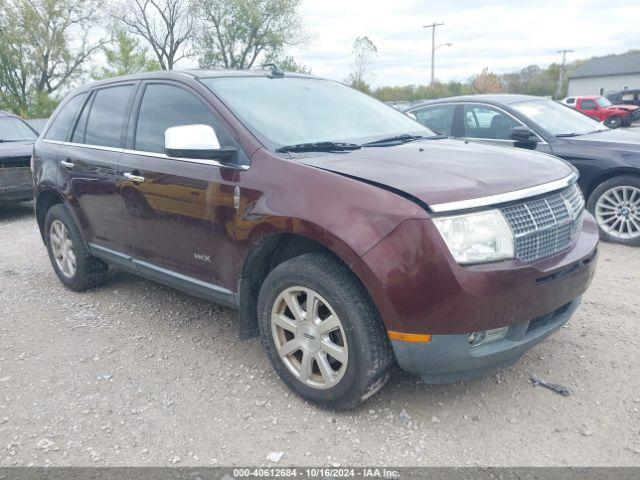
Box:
<box><xmin>408</xmin><ymin>101</ymin><xmax>548</xmax><ymax>144</ymax></box>
<box><xmin>41</xmin><ymin>139</ymin><xmax>249</xmax><ymax>170</ymax></box>
<box><xmin>429</xmin><ymin>172</ymin><xmax>579</xmax><ymax>213</ymax></box>
<box><xmin>43</xmin><ymin>138</ymin><xmax>123</xmax><ymax>153</ymax></box>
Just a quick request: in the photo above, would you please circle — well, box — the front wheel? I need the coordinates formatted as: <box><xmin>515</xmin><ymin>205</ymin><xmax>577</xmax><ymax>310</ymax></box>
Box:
<box><xmin>257</xmin><ymin>253</ymin><xmax>394</xmax><ymax>409</ymax></box>
<box><xmin>605</xmin><ymin>116</ymin><xmax>623</xmax><ymax>129</ymax></box>
<box><xmin>587</xmin><ymin>175</ymin><xmax>640</xmax><ymax>246</ymax></box>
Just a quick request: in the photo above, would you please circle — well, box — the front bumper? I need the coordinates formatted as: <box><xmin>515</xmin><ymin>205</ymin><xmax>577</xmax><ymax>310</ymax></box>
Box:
<box><xmin>0</xmin><ymin>167</ymin><xmax>33</xmax><ymax>203</ymax></box>
<box><xmin>359</xmin><ymin>211</ymin><xmax>599</xmax><ymax>382</ymax></box>
<box><xmin>392</xmin><ymin>297</ymin><xmax>580</xmax><ymax>383</ymax></box>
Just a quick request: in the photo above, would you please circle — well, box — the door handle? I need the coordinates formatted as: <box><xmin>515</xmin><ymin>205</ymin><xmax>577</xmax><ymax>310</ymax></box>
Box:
<box><xmin>123</xmin><ymin>172</ymin><xmax>145</xmax><ymax>183</ymax></box>
<box><xmin>60</xmin><ymin>160</ymin><xmax>74</xmax><ymax>169</ymax></box>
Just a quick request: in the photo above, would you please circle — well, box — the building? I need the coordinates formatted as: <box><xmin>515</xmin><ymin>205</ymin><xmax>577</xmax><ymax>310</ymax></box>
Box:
<box><xmin>568</xmin><ymin>52</ymin><xmax>640</xmax><ymax>96</ymax></box>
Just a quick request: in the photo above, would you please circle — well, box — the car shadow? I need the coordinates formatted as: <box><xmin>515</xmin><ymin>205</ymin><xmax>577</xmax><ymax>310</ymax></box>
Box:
<box><xmin>0</xmin><ymin>202</ymin><xmax>34</xmax><ymax>222</ymax></box>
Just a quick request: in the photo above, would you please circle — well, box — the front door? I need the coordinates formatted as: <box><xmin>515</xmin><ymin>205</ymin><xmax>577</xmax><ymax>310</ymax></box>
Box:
<box><xmin>462</xmin><ymin>104</ymin><xmax>524</xmax><ymax>147</ymax></box>
<box><xmin>579</xmin><ymin>99</ymin><xmax>600</xmax><ymax>121</ymax></box>
<box><xmin>118</xmin><ymin>81</ymin><xmax>244</xmax><ymax>290</ymax></box>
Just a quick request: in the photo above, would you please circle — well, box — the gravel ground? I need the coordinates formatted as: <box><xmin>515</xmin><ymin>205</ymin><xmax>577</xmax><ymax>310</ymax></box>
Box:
<box><xmin>1</xmin><ymin>202</ymin><xmax>639</xmax><ymax>467</ymax></box>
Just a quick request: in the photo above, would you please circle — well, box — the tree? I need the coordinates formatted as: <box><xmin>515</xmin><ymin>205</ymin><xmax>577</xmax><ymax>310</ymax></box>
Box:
<box><xmin>0</xmin><ymin>0</ymin><xmax>104</xmax><ymax>116</ymax></box>
<box><xmin>95</xmin><ymin>29</ymin><xmax>160</xmax><ymax>79</ymax></box>
<box><xmin>113</xmin><ymin>0</ymin><xmax>193</xmax><ymax>70</ymax></box>
<box><xmin>270</xmin><ymin>54</ymin><xmax>311</xmax><ymax>74</ymax></box>
<box><xmin>346</xmin><ymin>36</ymin><xmax>377</xmax><ymax>93</ymax></box>
<box><xmin>194</xmin><ymin>0</ymin><xmax>306</xmax><ymax>69</ymax></box>
<box><xmin>472</xmin><ymin>67</ymin><xmax>501</xmax><ymax>94</ymax></box>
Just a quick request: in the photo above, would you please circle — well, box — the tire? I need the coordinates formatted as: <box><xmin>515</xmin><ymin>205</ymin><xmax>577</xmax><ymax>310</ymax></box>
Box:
<box><xmin>44</xmin><ymin>204</ymin><xmax>108</xmax><ymax>291</ymax></box>
<box><xmin>587</xmin><ymin>175</ymin><xmax>640</xmax><ymax>246</ymax></box>
<box><xmin>257</xmin><ymin>252</ymin><xmax>394</xmax><ymax>409</ymax></box>
<box><xmin>605</xmin><ymin>116</ymin><xmax>622</xmax><ymax>129</ymax></box>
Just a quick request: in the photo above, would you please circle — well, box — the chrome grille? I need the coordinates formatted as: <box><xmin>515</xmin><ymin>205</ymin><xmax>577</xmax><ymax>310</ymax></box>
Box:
<box><xmin>501</xmin><ymin>183</ymin><xmax>584</xmax><ymax>262</ymax></box>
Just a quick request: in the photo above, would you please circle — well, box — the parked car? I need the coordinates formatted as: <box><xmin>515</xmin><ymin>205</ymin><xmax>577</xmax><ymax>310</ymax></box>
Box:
<box><xmin>561</xmin><ymin>95</ymin><xmax>639</xmax><ymax>128</ymax></box>
<box><xmin>0</xmin><ymin>110</ymin><xmax>38</xmax><ymax>204</ymax></box>
<box><xmin>607</xmin><ymin>89</ymin><xmax>640</xmax><ymax>108</ymax></box>
<box><xmin>406</xmin><ymin>95</ymin><xmax>640</xmax><ymax>246</ymax></box>
<box><xmin>33</xmin><ymin>71</ymin><xmax>598</xmax><ymax>408</ymax></box>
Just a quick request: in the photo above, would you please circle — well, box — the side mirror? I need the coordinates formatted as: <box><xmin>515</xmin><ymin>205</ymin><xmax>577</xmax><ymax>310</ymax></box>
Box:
<box><xmin>164</xmin><ymin>124</ymin><xmax>238</xmax><ymax>164</ymax></box>
<box><xmin>510</xmin><ymin>126</ymin><xmax>540</xmax><ymax>149</ymax></box>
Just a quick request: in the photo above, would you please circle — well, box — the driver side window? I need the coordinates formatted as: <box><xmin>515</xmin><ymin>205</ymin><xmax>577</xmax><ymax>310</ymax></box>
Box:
<box><xmin>134</xmin><ymin>83</ymin><xmax>234</xmax><ymax>154</ymax></box>
<box><xmin>464</xmin><ymin>105</ymin><xmax>521</xmax><ymax>140</ymax></box>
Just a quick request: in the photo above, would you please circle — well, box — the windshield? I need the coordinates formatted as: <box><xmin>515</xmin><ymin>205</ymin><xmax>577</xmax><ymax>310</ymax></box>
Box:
<box><xmin>200</xmin><ymin>77</ymin><xmax>434</xmax><ymax>149</ymax></box>
<box><xmin>596</xmin><ymin>97</ymin><xmax>612</xmax><ymax>107</ymax></box>
<box><xmin>511</xmin><ymin>99</ymin><xmax>605</xmax><ymax>136</ymax></box>
<box><xmin>0</xmin><ymin>117</ymin><xmax>37</xmax><ymax>142</ymax></box>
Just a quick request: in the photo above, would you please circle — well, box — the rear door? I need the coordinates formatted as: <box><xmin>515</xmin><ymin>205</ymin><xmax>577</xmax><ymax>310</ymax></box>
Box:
<box><xmin>57</xmin><ymin>82</ymin><xmax>137</xmax><ymax>251</ymax></box>
<box><xmin>118</xmin><ymin>80</ymin><xmax>244</xmax><ymax>289</ymax></box>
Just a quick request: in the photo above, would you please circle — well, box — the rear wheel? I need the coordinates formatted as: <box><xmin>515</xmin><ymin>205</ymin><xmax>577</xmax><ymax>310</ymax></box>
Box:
<box><xmin>257</xmin><ymin>252</ymin><xmax>394</xmax><ymax>409</ymax></box>
<box><xmin>45</xmin><ymin>204</ymin><xmax>108</xmax><ymax>290</ymax></box>
<box><xmin>605</xmin><ymin>116</ymin><xmax>623</xmax><ymax>129</ymax></box>
<box><xmin>587</xmin><ymin>175</ymin><xmax>640</xmax><ymax>246</ymax></box>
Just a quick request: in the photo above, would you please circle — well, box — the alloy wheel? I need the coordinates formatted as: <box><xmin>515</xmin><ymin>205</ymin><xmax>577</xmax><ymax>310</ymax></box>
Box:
<box><xmin>270</xmin><ymin>286</ymin><xmax>348</xmax><ymax>390</ymax></box>
<box><xmin>595</xmin><ymin>186</ymin><xmax>640</xmax><ymax>240</ymax></box>
<box><xmin>50</xmin><ymin>220</ymin><xmax>76</xmax><ymax>278</ymax></box>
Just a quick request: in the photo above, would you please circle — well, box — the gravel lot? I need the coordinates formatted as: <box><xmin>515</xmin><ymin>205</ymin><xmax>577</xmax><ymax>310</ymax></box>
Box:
<box><xmin>1</xmin><ymin>202</ymin><xmax>639</xmax><ymax>467</ymax></box>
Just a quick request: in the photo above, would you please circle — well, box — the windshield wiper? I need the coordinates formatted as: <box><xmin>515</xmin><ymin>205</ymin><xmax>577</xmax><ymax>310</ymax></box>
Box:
<box><xmin>0</xmin><ymin>139</ymin><xmax>22</xmax><ymax>143</ymax></box>
<box><xmin>362</xmin><ymin>133</ymin><xmax>445</xmax><ymax>147</ymax></box>
<box><xmin>275</xmin><ymin>141</ymin><xmax>361</xmax><ymax>153</ymax></box>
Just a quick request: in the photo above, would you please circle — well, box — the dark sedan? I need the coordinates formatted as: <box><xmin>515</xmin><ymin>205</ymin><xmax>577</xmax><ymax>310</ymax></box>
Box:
<box><xmin>0</xmin><ymin>110</ymin><xmax>38</xmax><ymax>204</ymax></box>
<box><xmin>406</xmin><ymin>95</ymin><xmax>640</xmax><ymax>246</ymax></box>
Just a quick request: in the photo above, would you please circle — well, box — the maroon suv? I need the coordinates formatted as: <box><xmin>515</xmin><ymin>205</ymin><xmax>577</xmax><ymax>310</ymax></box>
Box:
<box><xmin>32</xmin><ymin>69</ymin><xmax>599</xmax><ymax>408</ymax></box>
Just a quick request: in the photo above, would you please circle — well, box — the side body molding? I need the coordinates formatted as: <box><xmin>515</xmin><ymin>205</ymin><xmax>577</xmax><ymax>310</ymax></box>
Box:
<box><xmin>89</xmin><ymin>243</ymin><xmax>239</xmax><ymax>308</ymax></box>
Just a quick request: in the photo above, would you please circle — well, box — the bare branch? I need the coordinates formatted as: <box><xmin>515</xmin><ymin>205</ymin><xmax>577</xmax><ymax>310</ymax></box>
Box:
<box><xmin>111</xmin><ymin>0</ymin><xmax>193</xmax><ymax>70</ymax></box>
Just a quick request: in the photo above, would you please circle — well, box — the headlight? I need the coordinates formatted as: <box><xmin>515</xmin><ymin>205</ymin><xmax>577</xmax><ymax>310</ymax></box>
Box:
<box><xmin>432</xmin><ymin>209</ymin><xmax>514</xmax><ymax>264</ymax></box>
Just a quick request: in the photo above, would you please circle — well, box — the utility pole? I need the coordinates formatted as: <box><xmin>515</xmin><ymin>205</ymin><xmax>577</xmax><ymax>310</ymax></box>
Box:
<box><xmin>424</xmin><ymin>22</ymin><xmax>444</xmax><ymax>85</ymax></box>
<box><xmin>556</xmin><ymin>49</ymin><xmax>574</xmax><ymax>98</ymax></box>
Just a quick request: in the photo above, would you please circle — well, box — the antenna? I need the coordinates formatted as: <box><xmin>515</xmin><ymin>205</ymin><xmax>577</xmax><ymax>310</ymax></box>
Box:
<box><xmin>262</xmin><ymin>63</ymin><xmax>285</xmax><ymax>78</ymax></box>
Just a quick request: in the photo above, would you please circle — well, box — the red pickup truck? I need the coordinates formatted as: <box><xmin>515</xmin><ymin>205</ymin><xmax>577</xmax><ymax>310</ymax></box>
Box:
<box><xmin>562</xmin><ymin>95</ymin><xmax>639</xmax><ymax>128</ymax></box>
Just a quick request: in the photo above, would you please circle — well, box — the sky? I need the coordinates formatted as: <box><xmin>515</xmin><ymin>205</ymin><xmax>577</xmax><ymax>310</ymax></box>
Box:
<box><xmin>288</xmin><ymin>0</ymin><xmax>640</xmax><ymax>87</ymax></box>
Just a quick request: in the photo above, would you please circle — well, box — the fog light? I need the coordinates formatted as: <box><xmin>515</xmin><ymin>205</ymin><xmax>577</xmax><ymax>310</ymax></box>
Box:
<box><xmin>468</xmin><ymin>331</ymin><xmax>486</xmax><ymax>346</ymax></box>
<box><xmin>468</xmin><ymin>327</ymin><xmax>509</xmax><ymax>347</ymax></box>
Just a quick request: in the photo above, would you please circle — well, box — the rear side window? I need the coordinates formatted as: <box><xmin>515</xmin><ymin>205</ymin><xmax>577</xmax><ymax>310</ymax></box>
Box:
<box><xmin>565</xmin><ymin>98</ymin><xmax>575</xmax><ymax>105</ymax></box>
<box><xmin>44</xmin><ymin>93</ymin><xmax>87</xmax><ymax>141</ymax></box>
<box><xmin>71</xmin><ymin>92</ymin><xmax>92</xmax><ymax>143</ymax></box>
<box><xmin>134</xmin><ymin>84</ymin><xmax>231</xmax><ymax>154</ymax></box>
<box><xmin>412</xmin><ymin>105</ymin><xmax>455</xmax><ymax>136</ymax></box>
<box><xmin>84</xmin><ymin>85</ymin><xmax>135</xmax><ymax>147</ymax></box>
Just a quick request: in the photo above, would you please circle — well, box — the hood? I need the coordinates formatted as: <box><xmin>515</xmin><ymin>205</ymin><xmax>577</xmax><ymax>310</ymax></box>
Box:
<box><xmin>299</xmin><ymin>139</ymin><xmax>574</xmax><ymax>210</ymax></box>
<box><xmin>612</xmin><ymin>104</ymin><xmax>639</xmax><ymax>112</ymax></box>
<box><xmin>565</xmin><ymin>129</ymin><xmax>640</xmax><ymax>152</ymax></box>
<box><xmin>0</xmin><ymin>141</ymin><xmax>34</xmax><ymax>164</ymax></box>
